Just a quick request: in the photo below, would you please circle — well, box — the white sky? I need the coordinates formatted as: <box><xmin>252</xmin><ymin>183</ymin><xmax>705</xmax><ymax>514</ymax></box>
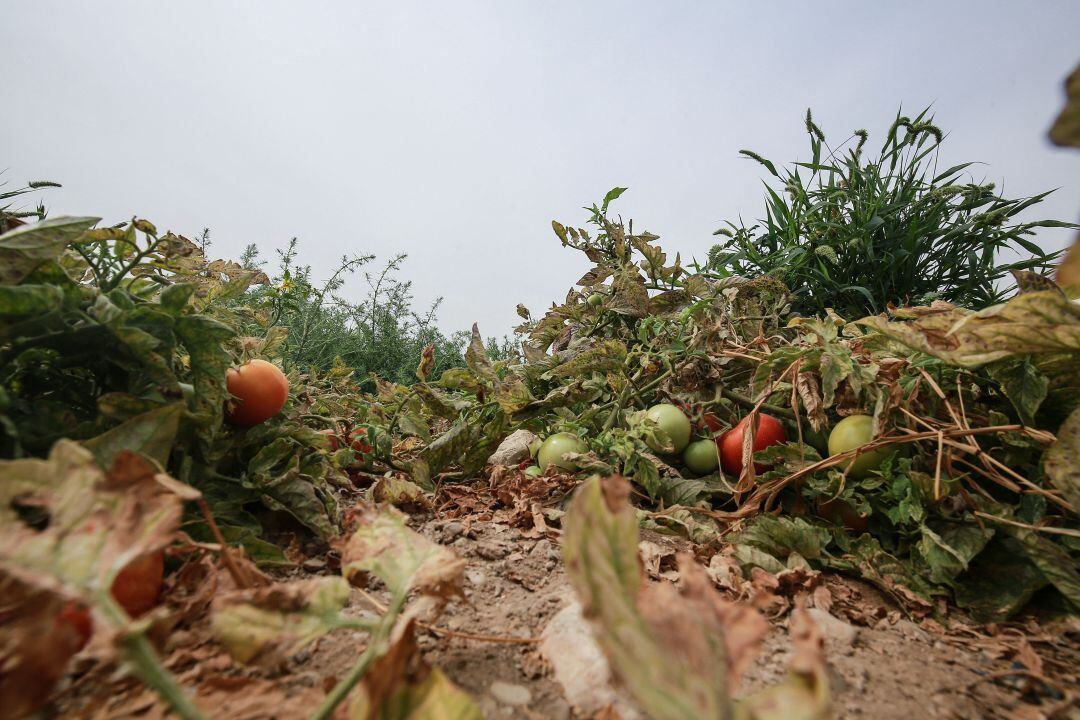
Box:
<box><xmin>3</xmin><ymin>2</ymin><xmax>1078</xmax><ymax>337</ymax></box>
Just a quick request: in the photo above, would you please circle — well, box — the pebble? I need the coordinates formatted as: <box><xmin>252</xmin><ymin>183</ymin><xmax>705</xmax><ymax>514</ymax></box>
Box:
<box><xmin>476</xmin><ymin>542</ymin><xmax>510</xmax><ymax>560</ymax></box>
<box><xmin>806</xmin><ymin>607</ymin><xmax>859</xmax><ymax>650</ymax></box>
<box><xmin>489</xmin><ymin>681</ymin><xmax>532</xmax><ymax>706</ymax></box>
<box><xmin>441</xmin><ymin>521</ymin><xmax>465</xmax><ymax>541</ymax></box>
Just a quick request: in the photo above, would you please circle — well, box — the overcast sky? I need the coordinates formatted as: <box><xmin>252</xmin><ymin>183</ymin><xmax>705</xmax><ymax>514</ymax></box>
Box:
<box><xmin>3</xmin><ymin>2</ymin><xmax>1078</xmax><ymax>337</ymax></box>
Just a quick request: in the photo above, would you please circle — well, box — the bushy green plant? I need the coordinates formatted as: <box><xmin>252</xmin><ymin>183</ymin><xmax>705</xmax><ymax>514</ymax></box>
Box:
<box><xmin>240</xmin><ymin>239</ymin><xmax>475</xmax><ymax>387</ymax></box>
<box><xmin>707</xmin><ymin>109</ymin><xmax>1075</xmax><ymax>318</ymax></box>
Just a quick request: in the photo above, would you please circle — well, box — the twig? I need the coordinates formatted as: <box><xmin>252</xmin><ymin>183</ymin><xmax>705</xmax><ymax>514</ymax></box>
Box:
<box><xmin>972</xmin><ymin>511</ymin><xmax>1080</xmax><ymax>538</ymax></box>
<box><xmin>195</xmin><ymin>497</ymin><xmax>251</xmax><ymax>589</ymax></box>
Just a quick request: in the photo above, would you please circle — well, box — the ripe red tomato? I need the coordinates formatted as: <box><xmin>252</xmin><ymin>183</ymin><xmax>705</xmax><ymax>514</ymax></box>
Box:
<box><xmin>719</xmin><ymin>413</ymin><xmax>788</xmax><ymax>475</ymax></box>
<box><xmin>111</xmin><ymin>551</ymin><xmax>165</xmax><ymax>617</ymax></box>
<box><xmin>225</xmin><ymin>359</ymin><xmax>289</xmax><ymax>426</ymax></box>
<box><xmin>55</xmin><ymin>601</ymin><xmax>93</xmax><ymax>652</ymax></box>
<box><xmin>349</xmin><ymin>427</ymin><xmax>373</xmax><ymax>455</ymax></box>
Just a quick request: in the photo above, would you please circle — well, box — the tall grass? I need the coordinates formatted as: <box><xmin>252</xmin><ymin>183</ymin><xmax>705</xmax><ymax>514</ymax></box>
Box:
<box><xmin>708</xmin><ymin>108</ymin><xmax>1075</xmax><ymax>318</ymax></box>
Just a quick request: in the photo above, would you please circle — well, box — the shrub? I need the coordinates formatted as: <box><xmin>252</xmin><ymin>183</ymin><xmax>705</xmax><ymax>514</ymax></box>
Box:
<box><xmin>707</xmin><ymin>108</ymin><xmax>1075</xmax><ymax>318</ymax></box>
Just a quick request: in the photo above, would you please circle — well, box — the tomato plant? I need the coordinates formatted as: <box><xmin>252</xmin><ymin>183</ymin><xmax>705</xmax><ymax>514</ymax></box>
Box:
<box><xmin>225</xmin><ymin>359</ymin><xmax>289</xmax><ymax>426</ymax></box>
<box><xmin>537</xmin><ymin>432</ymin><xmax>586</xmax><ymax>471</ymax></box>
<box><xmin>683</xmin><ymin>439</ymin><xmax>719</xmax><ymax>475</ymax></box>
<box><xmin>827</xmin><ymin>414</ymin><xmax>888</xmax><ymax>478</ymax></box>
<box><xmin>719</xmin><ymin>414</ymin><xmax>788</xmax><ymax>475</ymax></box>
<box><xmin>587</xmin><ymin>293</ymin><xmax>604</xmax><ymax>307</ymax></box>
<box><xmin>644</xmin><ymin>404</ymin><xmax>692</xmax><ymax>454</ymax></box>
<box><xmin>110</xmin><ymin>551</ymin><xmax>165</xmax><ymax>618</ymax></box>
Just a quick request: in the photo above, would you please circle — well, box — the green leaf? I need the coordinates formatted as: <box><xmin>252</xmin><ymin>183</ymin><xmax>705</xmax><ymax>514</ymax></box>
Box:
<box><xmin>733</xmin><ymin>516</ymin><xmax>831</xmax><ymax>562</ymax></box>
<box><xmin>0</xmin><ymin>216</ymin><xmax>100</xmax><ymax>285</ymax></box>
<box><xmin>601</xmin><ymin>187</ymin><xmax>628</xmax><ymax>213</ymax></box>
<box><xmin>987</xmin><ymin>358</ymin><xmax>1049</xmax><ymax>425</ymax></box>
<box><xmin>83</xmin><ymin>403</ymin><xmax>183</xmax><ymax>469</ymax></box>
<box><xmin>954</xmin><ymin>536</ymin><xmax>1049</xmax><ymax>622</ymax></box>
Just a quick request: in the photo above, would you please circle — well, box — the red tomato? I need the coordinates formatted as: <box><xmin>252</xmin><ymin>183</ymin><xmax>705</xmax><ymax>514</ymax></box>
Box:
<box><xmin>55</xmin><ymin>601</ymin><xmax>93</xmax><ymax>652</ymax></box>
<box><xmin>225</xmin><ymin>359</ymin><xmax>289</xmax><ymax>426</ymax></box>
<box><xmin>349</xmin><ymin>427</ymin><xmax>373</xmax><ymax>455</ymax></box>
<box><xmin>719</xmin><ymin>413</ymin><xmax>788</xmax><ymax>475</ymax></box>
<box><xmin>111</xmin><ymin>551</ymin><xmax>165</xmax><ymax>617</ymax></box>
<box><xmin>702</xmin><ymin>412</ymin><xmax>724</xmax><ymax>434</ymax></box>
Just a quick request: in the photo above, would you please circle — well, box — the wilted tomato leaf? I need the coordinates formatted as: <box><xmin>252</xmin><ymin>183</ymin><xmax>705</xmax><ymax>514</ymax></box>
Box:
<box><xmin>1049</xmin><ymin>62</ymin><xmax>1080</xmax><ymax>148</ymax></box>
<box><xmin>0</xmin><ymin>440</ymin><xmax>185</xmax><ymax>593</ymax></box>
<box><xmin>1045</xmin><ymin>406</ymin><xmax>1080</xmax><ymax>512</ymax></box>
<box><xmin>859</xmin><ymin>291</ymin><xmax>1080</xmax><ymax>367</ymax></box>
<box><xmin>0</xmin><ymin>574</ymin><xmax>90</xmax><ymax>718</ymax></box>
<box><xmin>210</xmin><ymin>576</ymin><xmax>352</xmax><ymax>665</ymax></box>
<box><xmin>342</xmin><ymin>505</ymin><xmax>464</xmax><ymax>601</ymax></box>
<box><xmin>734</xmin><ymin>605</ymin><xmax>829</xmax><ymax>720</ymax></box>
<box><xmin>347</xmin><ymin>619</ymin><xmax>483</xmax><ymax>720</ymax></box>
<box><xmin>562</xmin><ymin>475</ymin><xmax>766</xmax><ymax>720</ymax></box>
<box><xmin>0</xmin><ymin>215</ymin><xmax>100</xmax><ymax>285</ymax></box>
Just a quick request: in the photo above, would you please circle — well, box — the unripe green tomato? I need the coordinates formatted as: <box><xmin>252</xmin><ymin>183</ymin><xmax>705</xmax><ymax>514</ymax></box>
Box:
<box><xmin>524</xmin><ymin>465</ymin><xmax>544</xmax><ymax>478</ymax></box>
<box><xmin>683</xmin><ymin>439</ymin><xmax>719</xmax><ymax>475</ymax></box>
<box><xmin>587</xmin><ymin>293</ymin><xmax>604</xmax><ymax>307</ymax></box>
<box><xmin>529</xmin><ymin>437</ymin><xmax>543</xmax><ymax>459</ymax></box>
<box><xmin>537</xmin><ymin>432</ymin><xmax>586</xmax><ymax>471</ymax></box>
<box><xmin>644</xmin><ymin>403</ymin><xmax>692</xmax><ymax>454</ymax></box>
<box><xmin>827</xmin><ymin>414</ymin><xmax>888</xmax><ymax>478</ymax></box>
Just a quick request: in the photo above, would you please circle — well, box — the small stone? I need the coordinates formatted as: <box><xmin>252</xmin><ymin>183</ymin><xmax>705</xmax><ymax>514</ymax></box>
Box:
<box><xmin>477</xmin><ymin>543</ymin><xmax>510</xmax><ymax>560</ymax></box>
<box><xmin>441</xmin><ymin>521</ymin><xmax>465</xmax><ymax>541</ymax></box>
<box><xmin>488</xmin><ymin>429</ymin><xmax>538</xmax><ymax>466</ymax></box>
<box><xmin>893</xmin><ymin>619</ymin><xmax>930</xmax><ymax>643</ymax></box>
<box><xmin>806</xmin><ymin>607</ymin><xmax>859</xmax><ymax>649</ymax></box>
<box><xmin>530</xmin><ymin>539</ymin><xmax>554</xmax><ymax>559</ymax></box>
<box><xmin>489</xmin><ymin>681</ymin><xmax>532</xmax><ymax>706</ymax></box>
<box><xmin>466</xmin><ymin>569</ymin><xmax>487</xmax><ymax>587</ymax></box>
<box><xmin>302</xmin><ymin>557</ymin><xmax>326</xmax><ymax>572</ymax></box>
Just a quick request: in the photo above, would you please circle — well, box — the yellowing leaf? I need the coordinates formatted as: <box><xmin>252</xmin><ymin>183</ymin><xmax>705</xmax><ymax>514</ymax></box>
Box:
<box><xmin>210</xmin><ymin>576</ymin><xmax>352</xmax><ymax>665</ymax></box>
<box><xmin>564</xmin><ymin>475</ymin><xmax>752</xmax><ymax>720</ymax></box>
<box><xmin>1049</xmin><ymin>62</ymin><xmax>1080</xmax><ymax>148</ymax></box>
<box><xmin>342</xmin><ymin>505</ymin><xmax>464</xmax><ymax>600</ymax></box>
<box><xmin>858</xmin><ymin>291</ymin><xmax>1080</xmax><ymax>367</ymax></box>
<box><xmin>1044</xmin><ymin>406</ymin><xmax>1080</xmax><ymax>514</ymax></box>
<box><xmin>0</xmin><ymin>440</ymin><xmax>184</xmax><ymax>593</ymax></box>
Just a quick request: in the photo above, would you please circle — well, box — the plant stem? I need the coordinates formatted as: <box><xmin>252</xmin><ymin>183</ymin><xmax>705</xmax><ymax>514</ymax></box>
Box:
<box><xmin>309</xmin><ymin>592</ymin><xmax>407</xmax><ymax>720</ymax></box>
<box><xmin>101</xmin><ymin>594</ymin><xmax>205</xmax><ymax>720</ymax></box>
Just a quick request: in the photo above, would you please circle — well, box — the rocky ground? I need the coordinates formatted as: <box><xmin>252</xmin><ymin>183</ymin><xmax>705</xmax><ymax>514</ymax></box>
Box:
<box><xmin>47</xmin><ymin>498</ymin><xmax>1079</xmax><ymax>720</ymax></box>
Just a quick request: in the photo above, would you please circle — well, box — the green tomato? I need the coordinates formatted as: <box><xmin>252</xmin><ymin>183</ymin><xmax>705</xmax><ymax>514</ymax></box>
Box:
<box><xmin>827</xmin><ymin>414</ymin><xmax>889</xmax><ymax>478</ymax></box>
<box><xmin>528</xmin><ymin>437</ymin><xmax>543</xmax><ymax>459</ymax></box>
<box><xmin>524</xmin><ymin>465</ymin><xmax>544</xmax><ymax>478</ymax></box>
<box><xmin>587</xmin><ymin>293</ymin><xmax>604</xmax><ymax>307</ymax></box>
<box><xmin>537</xmin><ymin>432</ymin><xmax>587</xmax><ymax>471</ymax></box>
<box><xmin>644</xmin><ymin>403</ymin><xmax>692</xmax><ymax>454</ymax></box>
<box><xmin>683</xmin><ymin>439</ymin><xmax>719</xmax><ymax>475</ymax></box>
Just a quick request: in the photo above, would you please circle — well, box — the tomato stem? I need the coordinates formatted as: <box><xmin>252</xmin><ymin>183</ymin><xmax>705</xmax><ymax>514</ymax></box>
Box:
<box><xmin>100</xmin><ymin>593</ymin><xmax>206</xmax><ymax>720</ymax></box>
